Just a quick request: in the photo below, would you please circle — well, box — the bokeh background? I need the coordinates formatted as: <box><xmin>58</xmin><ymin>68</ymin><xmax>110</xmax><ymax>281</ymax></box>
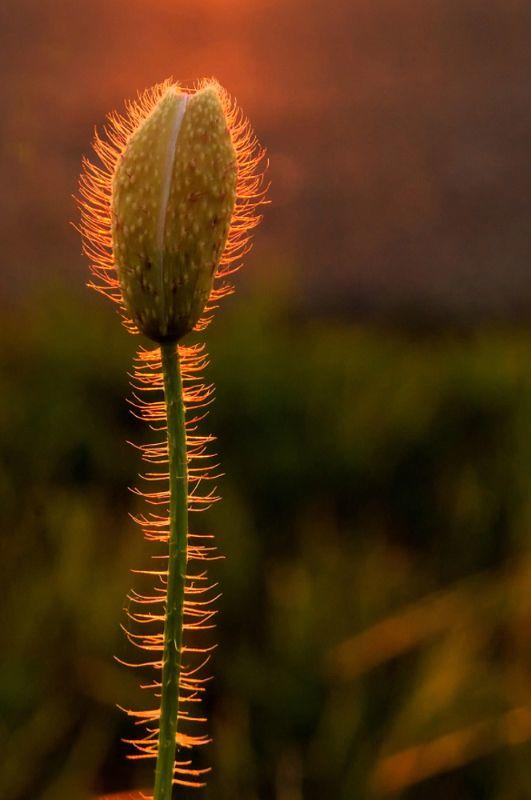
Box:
<box><xmin>1</xmin><ymin>1</ymin><xmax>531</xmax><ymax>798</ymax></box>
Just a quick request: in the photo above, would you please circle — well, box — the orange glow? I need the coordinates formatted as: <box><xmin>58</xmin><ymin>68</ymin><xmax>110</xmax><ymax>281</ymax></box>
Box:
<box><xmin>78</xmin><ymin>78</ymin><xmax>267</xmax><ymax>334</ymax></box>
<box><xmin>373</xmin><ymin>705</ymin><xmax>531</xmax><ymax>795</ymax></box>
<box><xmin>77</xmin><ymin>81</ymin><xmax>267</xmax><ymax>790</ymax></box>
<box><xmin>115</xmin><ymin>346</ymin><xmax>224</xmax><ymax>788</ymax></box>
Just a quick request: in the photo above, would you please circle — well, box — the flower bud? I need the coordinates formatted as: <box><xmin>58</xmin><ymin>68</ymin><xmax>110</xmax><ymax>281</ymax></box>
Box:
<box><xmin>111</xmin><ymin>84</ymin><xmax>237</xmax><ymax>342</ymax></box>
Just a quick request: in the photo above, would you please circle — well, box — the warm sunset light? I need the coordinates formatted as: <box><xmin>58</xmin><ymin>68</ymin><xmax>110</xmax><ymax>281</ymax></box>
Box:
<box><xmin>78</xmin><ymin>78</ymin><xmax>266</xmax><ymax>334</ymax></box>
<box><xmin>78</xmin><ymin>79</ymin><xmax>266</xmax><ymax>794</ymax></box>
<box><xmin>2</xmin><ymin>2</ymin><xmax>531</xmax><ymax>799</ymax></box>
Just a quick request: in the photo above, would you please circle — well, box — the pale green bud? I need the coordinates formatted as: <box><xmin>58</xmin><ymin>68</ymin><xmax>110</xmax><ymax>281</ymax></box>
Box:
<box><xmin>111</xmin><ymin>84</ymin><xmax>237</xmax><ymax>342</ymax></box>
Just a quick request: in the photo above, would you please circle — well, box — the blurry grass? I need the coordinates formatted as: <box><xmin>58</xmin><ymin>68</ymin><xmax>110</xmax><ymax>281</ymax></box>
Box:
<box><xmin>3</xmin><ymin>283</ymin><xmax>531</xmax><ymax>797</ymax></box>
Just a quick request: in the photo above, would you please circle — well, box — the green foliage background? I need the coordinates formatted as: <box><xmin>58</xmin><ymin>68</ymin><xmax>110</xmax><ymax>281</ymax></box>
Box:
<box><xmin>3</xmin><ymin>284</ymin><xmax>531</xmax><ymax>799</ymax></box>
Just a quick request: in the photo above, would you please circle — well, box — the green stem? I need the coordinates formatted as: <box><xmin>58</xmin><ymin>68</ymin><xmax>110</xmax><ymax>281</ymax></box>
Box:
<box><xmin>154</xmin><ymin>341</ymin><xmax>188</xmax><ymax>800</ymax></box>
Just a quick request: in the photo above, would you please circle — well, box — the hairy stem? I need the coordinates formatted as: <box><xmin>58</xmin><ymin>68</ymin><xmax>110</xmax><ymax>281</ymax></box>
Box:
<box><xmin>154</xmin><ymin>341</ymin><xmax>188</xmax><ymax>800</ymax></box>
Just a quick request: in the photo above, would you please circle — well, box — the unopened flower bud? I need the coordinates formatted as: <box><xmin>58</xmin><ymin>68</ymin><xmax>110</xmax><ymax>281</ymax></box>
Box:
<box><xmin>111</xmin><ymin>84</ymin><xmax>237</xmax><ymax>342</ymax></box>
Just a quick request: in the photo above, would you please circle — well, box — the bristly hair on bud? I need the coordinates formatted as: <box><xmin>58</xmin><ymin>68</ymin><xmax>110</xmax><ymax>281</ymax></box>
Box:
<box><xmin>78</xmin><ymin>78</ymin><xmax>267</xmax><ymax>339</ymax></box>
<box><xmin>112</xmin><ymin>84</ymin><xmax>237</xmax><ymax>342</ymax></box>
<box><xmin>76</xmin><ymin>79</ymin><xmax>267</xmax><ymax>795</ymax></box>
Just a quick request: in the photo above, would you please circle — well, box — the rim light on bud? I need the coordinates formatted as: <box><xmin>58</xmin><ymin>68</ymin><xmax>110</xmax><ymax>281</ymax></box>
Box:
<box><xmin>77</xmin><ymin>78</ymin><xmax>266</xmax><ymax>795</ymax></box>
<box><xmin>112</xmin><ymin>86</ymin><xmax>237</xmax><ymax>342</ymax></box>
<box><xmin>79</xmin><ymin>78</ymin><xmax>266</xmax><ymax>341</ymax></box>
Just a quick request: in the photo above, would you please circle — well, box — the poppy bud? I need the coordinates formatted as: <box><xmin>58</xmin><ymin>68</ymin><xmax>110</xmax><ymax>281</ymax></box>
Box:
<box><xmin>78</xmin><ymin>79</ymin><xmax>266</xmax><ymax>792</ymax></box>
<box><xmin>111</xmin><ymin>84</ymin><xmax>237</xmax><ymax>342</ymax></box>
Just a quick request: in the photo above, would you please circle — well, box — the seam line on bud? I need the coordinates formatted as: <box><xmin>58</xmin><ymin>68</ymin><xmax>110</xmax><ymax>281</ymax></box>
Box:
<box><xmin>156</xmin><ymin>91</ymin><xmax>189</xmax><ymax>312</ymax></box>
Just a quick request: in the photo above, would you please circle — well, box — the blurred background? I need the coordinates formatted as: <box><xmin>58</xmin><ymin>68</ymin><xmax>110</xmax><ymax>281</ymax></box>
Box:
<box><xmin>1</xmin><ymin>1</ymin><xmax>531</xmax><ymax>798</ymax></box>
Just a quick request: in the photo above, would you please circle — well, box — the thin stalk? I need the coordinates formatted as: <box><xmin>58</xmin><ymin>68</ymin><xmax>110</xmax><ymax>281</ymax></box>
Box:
<box><xmin>154</xmin><ymin>341</ymin><xmax>188</xmax><ymax>800</ymax></box>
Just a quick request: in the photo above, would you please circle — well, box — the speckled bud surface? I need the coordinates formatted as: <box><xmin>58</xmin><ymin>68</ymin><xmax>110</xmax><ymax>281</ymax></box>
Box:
<box><xmin>112</xmin><ymin>85</ymin><xmax>237</xmax><ymax>342</ymax></box>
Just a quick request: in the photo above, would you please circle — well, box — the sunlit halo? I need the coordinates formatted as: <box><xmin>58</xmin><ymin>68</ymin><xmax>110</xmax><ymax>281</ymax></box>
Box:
<box><xmin>77</xmin><ymin>79</ymin><xmax>267</xmax><ymax>789</ymax></box>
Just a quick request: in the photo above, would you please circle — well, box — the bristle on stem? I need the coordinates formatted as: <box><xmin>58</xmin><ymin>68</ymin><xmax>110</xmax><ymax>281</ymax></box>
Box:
<box><xmin>151</xmin><ymin>342</ymin><xmax>188</xmax><ymax>799</ymax></box>
<box><xmin>121</xmin><ymin>343</ymin><xmax>221</xmax><ymax>796</ymax></box>
<box><xmin>77</xmin><ymin>78</ymin><xmax>267</xmax><ymax>797</ymax></box>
